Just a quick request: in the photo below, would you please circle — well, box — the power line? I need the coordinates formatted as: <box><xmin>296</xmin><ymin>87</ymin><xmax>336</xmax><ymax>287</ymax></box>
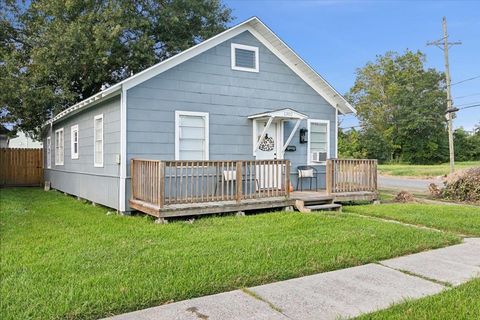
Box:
<box><xmin>455</xmin><ymin>101</ymin><xmax>480</xmax><ymax>107</ymax></box>
<box><xmin>451</xmin><ymin>75</ymin><xmax>480</xmax><ymax>86</ymax></box>
<box><xmin>454</xmin><ymin>93</ymin><xmax>480</xmax><ymax>99</ymax></box>
<box><xmin>459</xmin><ymin>103</ymin><xmax>480</xmax><ymax>110</ymax></box>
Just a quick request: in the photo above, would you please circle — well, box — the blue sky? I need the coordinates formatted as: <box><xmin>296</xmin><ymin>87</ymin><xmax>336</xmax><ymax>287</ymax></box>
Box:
<box><xmin>224</xmin><ymin>0</ymin><xmax>480</xmax><ymax>131</ymax></box>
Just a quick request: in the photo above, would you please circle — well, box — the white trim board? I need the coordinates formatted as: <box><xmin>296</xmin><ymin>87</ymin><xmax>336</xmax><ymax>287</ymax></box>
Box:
<box><xmin>44</xmin><ymin>17</ymin><xmax>354</xmax><ymax>126</ymax></box>
<box><xmin>119</xmin><ymin>88</ymin><xmax>127</xmax><ymax>212</ymax></box>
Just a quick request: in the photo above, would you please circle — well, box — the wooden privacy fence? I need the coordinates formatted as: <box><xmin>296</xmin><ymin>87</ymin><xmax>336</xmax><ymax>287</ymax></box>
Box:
<box><xmin>131</xmin><ymin>159</ymin><xmax>291</xmax><ymax>208</ymax></box>
<box><xmin>326</xmin><ymin>159</ymin><xmax>377</xmax><ymax>193</ymax></box>
<box><xmin>0</xmin><ymin>148</ymin><xmax>43</xmax><ymax>187</ymax></box>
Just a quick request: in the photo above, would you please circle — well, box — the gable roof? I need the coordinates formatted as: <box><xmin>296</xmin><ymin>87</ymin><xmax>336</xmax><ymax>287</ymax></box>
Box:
<box><xmin>46</xmin><ymin>17</ymin><xmax>355</xmax><ymax>125</ymax></box>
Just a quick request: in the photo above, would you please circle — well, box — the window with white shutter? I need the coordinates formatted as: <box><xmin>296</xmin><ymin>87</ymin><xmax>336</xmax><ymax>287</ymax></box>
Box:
<box><xmin>175</xmin><ymin>111</ymin><xmax>209</xmax><ymax>160</ymax></box>
<box><xmin>94</xmin><ymin>114</ymin><xmax>104</xmax><ymax>167</ymax></box>
<box><xmin>54</xmin><ymin>128</ymin><xmax>64</xmax><ymax>165</ymax></box>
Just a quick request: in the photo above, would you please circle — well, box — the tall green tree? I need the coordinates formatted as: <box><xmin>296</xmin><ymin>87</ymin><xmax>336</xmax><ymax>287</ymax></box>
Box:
<box><xmin>454</xmin><ymin>126</ymin><xmax>480</xmax><ymax>161</ymax></box>
<box><xmin>1</xmin><ymin>0</ymin><xmax>232</xmax><ymax>136</ymax></box>
<box><xmin>338</xmin><ymin>128</ymin><xmax>366</xmax><ymax>159</ymax></box>
<box><xmin>347</xmin><ymin>50</ymin><xmax>448</xmax><ymax>164</ymax></box>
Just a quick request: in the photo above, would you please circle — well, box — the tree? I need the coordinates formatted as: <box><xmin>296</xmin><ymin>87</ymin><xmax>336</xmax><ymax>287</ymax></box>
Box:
<box><xmin>347</xmin><ymin>50</ymin><xmax>448</xmax><ymax>164</ymax></box>
<box><xmin>454</xmin><ymin>126</ymin><xmax>480</xmax><ymax>161</ymax></box>
<box><xmin>338</xmin><ymin>128</ymin><xmax>366</xmax><ymax>159</ymax></box>
<box><xmin>1</xmin><ymin>0</ymin><xmax>232</xmax><ymax>137</ymax></box>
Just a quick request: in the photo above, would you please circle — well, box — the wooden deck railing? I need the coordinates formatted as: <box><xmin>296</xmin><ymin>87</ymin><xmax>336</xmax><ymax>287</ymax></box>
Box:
<box><xmin>326</xmin><ymin>159</ymin><xmax>377</xmax><ymax>194</ymax></box>
<box><xmin>131</xmin><ymin>159</ymin><xmax>290</xmax><ymax>208</ymax></box>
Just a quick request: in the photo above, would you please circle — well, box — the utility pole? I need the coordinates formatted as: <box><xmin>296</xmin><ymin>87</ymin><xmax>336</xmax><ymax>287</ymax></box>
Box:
<box><xmin>427</xmin><ymin>17</ymin><xmax>461</xmax><ymax>174</ymax></box>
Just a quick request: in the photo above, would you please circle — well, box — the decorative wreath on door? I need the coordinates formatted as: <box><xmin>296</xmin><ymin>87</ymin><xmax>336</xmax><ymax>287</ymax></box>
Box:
<box><xmin>259</xmin><ymin>133</ymin><xmax>275</xmax><ymax>151</ymax></box>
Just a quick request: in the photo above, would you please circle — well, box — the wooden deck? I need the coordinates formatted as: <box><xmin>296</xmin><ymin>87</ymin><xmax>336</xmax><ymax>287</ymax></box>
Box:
<box><xmin>129</xmin><ymin>158</ymin><xmax>378</xmax><ymax>219</ymax></box>
<box><xmin>130</xmin><ymin>196</ymin><xmax>295</xmax><ymax>218</ymax></box>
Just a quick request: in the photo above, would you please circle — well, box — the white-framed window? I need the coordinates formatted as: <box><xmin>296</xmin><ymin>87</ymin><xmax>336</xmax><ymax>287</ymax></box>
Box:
<box><xmin>175</xmin><ymin>111</ymin><xmax>209</xmax><ymax>160</ymax></box>
<box><xmin>307</xmin><ymin>119</ymin><xmax>330</xmax><ymax>165</ymax></box>
<box><xmin>54</xmin><ymin>128</ymin><xmax>64</xmax><ymax>166</ymax></box>
<box><xmin>94</xmin><ymin>114</ymin><xmax>104</xmax><ymax>167</ymax></box>
<box><xmin>46</xmin><ymin>136</ymin><xmax>51</xmax><ymax>169</ymax></box>
<box><xmin>71</xmin><ymin>124</ymin><xmax>79</xmax><ymax>159</ymax></box>
<box><xmin>231</xmin><ymin>43</ymin><xmax>259</xmax><ymax>72</ymax></box>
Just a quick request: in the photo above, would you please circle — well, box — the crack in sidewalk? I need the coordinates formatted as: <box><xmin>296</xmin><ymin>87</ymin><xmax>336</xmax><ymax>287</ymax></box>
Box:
<box><xmin>241</xmin><ymin>288</ymin><xmax>292</xmax><ymax>319</ymax></box>
<box><xmin>377</xmin><ymin>262</ymin><xmax>453</xmax><ymax>288</ymax></box>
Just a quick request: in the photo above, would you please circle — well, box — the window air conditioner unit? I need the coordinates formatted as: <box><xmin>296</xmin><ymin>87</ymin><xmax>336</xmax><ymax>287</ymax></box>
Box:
<box><xmin>312</xmin><ymin>152</ymin><xmax>327</xmax><ymax>163</ymax></box>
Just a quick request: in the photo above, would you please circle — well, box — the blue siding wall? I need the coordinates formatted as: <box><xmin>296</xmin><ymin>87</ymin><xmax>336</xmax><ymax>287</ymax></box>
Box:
<box><xmin>125</xmin><ymin>30</ymin><xmax>337</xmax><ymax>205</ymax></box>
<box><xmin>44</xmin><ymin>96</ymin><xmax>121</xmax><ymax>209</ymax></box>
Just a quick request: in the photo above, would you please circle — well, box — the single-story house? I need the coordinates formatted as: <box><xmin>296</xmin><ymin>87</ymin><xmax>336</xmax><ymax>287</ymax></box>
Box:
<box><xmin>43</xmin><ymin>17</ymin><xmax>359</xmax><ymax>214</ymax></box>
<box><xmin>8</xmin><ymin>131</ymin><xmax>43</xmax><ymax>148</ymax></box>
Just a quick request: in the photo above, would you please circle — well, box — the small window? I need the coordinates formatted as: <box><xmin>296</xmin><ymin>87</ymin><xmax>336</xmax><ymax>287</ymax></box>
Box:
<box><xmin>71</xmin><ymin>125</ymin><xmax>79</xmax><ymax>159</ymax></box>
<box><xmin>175</xmin><ymin>111</ymin><xmax>209</xmax><ymax>160</ymax></box>
<box><xmin>46</xmin><ymin>137</ymin><xmax>51</xmax><ymax>169</ymax></box>
<box><xmin>307</xmin><ymin>120</ymin><xmax>330</xmax><ymax>165</ymax></box>
<box><xmin>54</xmin><ymin>128</ymin><xmax>64</xmax><ymax>166</ymax></box>
<box><xmin>94</xmin><ymin>114</ymin><xmax>104</xmax><ymax>167</ymax></box>
<box><xmin>231</xmin><ymin>43</ymin><xmax>259</xmax><ymax>72</ymax></box>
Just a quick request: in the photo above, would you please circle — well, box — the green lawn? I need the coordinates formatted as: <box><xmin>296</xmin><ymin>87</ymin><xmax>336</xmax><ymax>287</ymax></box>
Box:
<box><xmin>356</xmin><ymin>279</ymin><xmax>480</xmax><ymax>320</ymax></box>
<box><xmin>345</xmin><ymin>203</ymin><xmax>480</xmax><ymax>236</ymax></box>
<box><xmin>378</xmin><ymin>161</ymin><xmax>480</xmax><ymax>177</ymax></box>
<box><xmin>0</xmin><ymin>188</ymin><xmax>460</xmax><ymax>320</ymax></box>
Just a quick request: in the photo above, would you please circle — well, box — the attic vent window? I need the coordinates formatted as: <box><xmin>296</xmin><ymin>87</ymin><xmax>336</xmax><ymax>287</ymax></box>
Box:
<box><xmin>231</xmin><ymin>43</ymin><xmax>259</xmax><ymax>72</ymax></box>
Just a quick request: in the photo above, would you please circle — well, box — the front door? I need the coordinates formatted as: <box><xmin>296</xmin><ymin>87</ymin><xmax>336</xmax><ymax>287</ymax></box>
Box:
<box><xmin>255</xmin><ymin>120</ymin><xmax>281</xmax><ymax>160</ymax></box>
<box><xmin>254</xmin><ymin>120</ymin><xmax>283</xmax><ymax>189</ymax></box>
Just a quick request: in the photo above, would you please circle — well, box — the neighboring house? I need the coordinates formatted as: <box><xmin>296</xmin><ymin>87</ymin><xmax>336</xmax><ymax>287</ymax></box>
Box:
<box><xmin>0</xmin><ymin>125</ymin><xmax>10</xmax><ymax>148</ymax></box>
<box><xmin>8</xmin><ymin>131</ymin><xmax>43</xmax><ymax>148</ymax></box>
<box><xmin>43</xmin><ymin>17</ymin><xmax>355</xmax><ymax>213</ymax></box>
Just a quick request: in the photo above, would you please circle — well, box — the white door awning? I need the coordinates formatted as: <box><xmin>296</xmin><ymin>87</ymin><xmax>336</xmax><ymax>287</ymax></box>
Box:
<box><xmin>249</xmin><ymin>108</ymin><xmax>308</xmax><ymax>156</ymax></box>
<box><xmin>247</xmin><ymin>108</ymin><xmax>308</xmax><ymax>120</ymax></box>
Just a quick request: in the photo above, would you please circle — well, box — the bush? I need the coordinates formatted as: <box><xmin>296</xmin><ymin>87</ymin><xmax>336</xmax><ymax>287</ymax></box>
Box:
<box><xmin>441</xmin><ymin>167</ymin><xmax>480</xmax><ymax>203</ymax></box>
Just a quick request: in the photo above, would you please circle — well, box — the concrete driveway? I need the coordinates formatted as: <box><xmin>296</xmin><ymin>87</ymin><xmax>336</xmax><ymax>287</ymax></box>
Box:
<box><xmin>379</xmin><ymin>175</ymin><xmax>443</xmax><ymax>192</ymax></box>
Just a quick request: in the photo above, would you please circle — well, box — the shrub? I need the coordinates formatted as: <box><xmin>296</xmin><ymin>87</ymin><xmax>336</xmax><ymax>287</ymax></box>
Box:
<box><xmin>441</xmin><ymin>167</ymin><xmax>480</xmax><ymax>203</ymax></box>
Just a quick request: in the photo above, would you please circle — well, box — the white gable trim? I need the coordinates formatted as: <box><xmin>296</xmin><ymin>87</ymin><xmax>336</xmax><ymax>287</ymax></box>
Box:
<box><xmin>46</xmin><ymin>17</ymin><xmax>354</xmax><ymax>126</ymax></box>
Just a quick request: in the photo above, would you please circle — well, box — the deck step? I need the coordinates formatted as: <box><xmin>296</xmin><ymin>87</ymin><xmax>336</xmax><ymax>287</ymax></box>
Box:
<box><xmin>305</xmin><ymin>203</ymin><xmax>342</xmax><ymax>211</ymax></box>
<box><xmin>303</xmin><ymin>198</ymin><xmax>335</xmax><ymax>205</ymax></box>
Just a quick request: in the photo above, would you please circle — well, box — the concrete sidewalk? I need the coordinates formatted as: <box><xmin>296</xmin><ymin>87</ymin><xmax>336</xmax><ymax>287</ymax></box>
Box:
<box><xmin>105</xmin><ymin>239</ymin><xmax>480</xmax><ymax>320</ymax></box>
